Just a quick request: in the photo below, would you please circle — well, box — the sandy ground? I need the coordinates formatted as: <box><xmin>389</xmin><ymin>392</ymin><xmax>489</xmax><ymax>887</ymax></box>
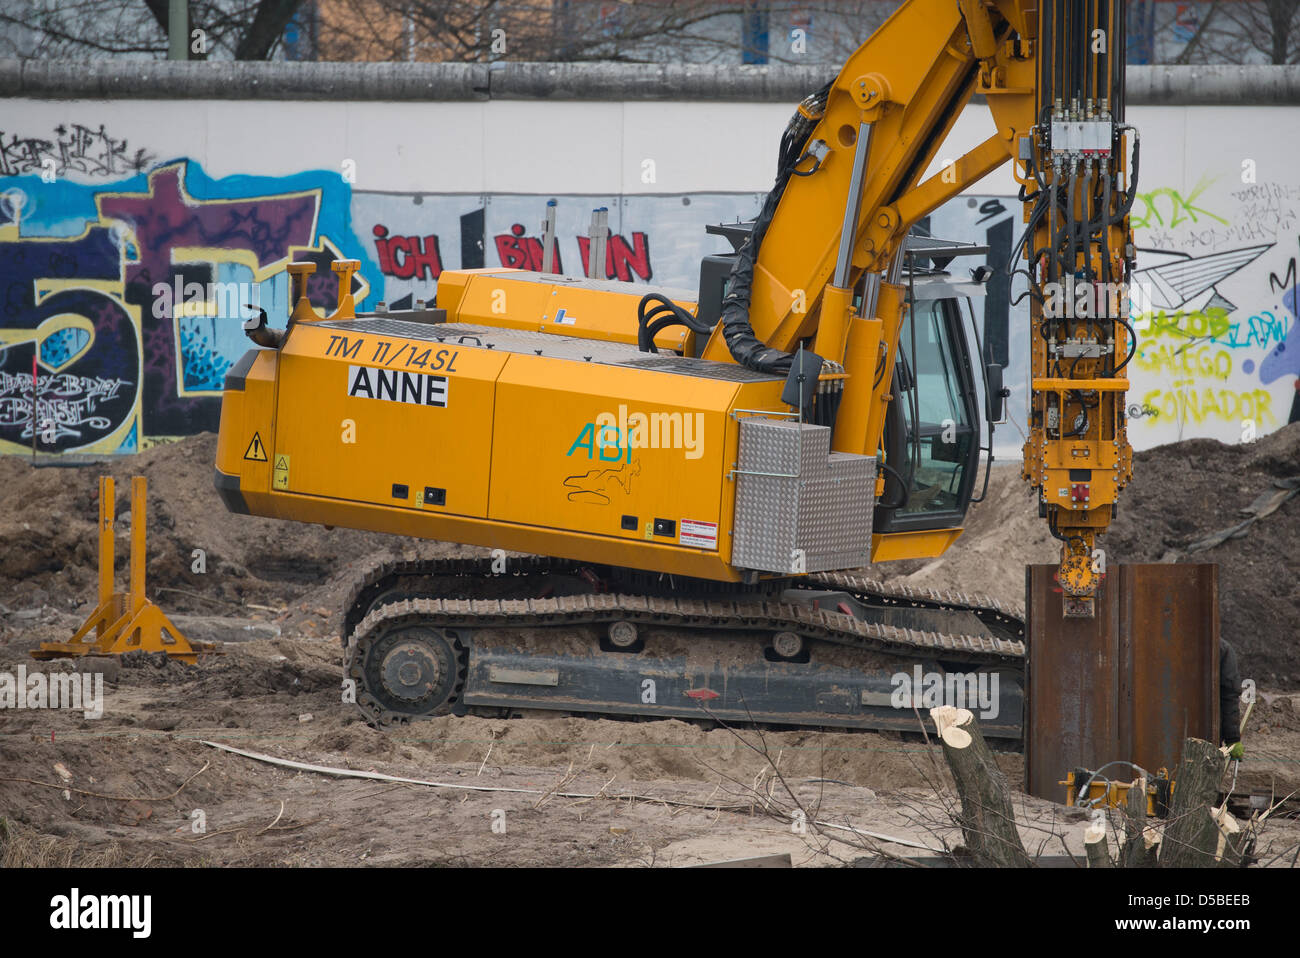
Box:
<box><xmin>1</xmin><ymin>428</ymin><xmax>1298</xmax><ymax>867</ymax></box>
<box><xmin>2</xmin><ymin>609</ymin><xmax>1298</xmax><ymax>868</ymax></box>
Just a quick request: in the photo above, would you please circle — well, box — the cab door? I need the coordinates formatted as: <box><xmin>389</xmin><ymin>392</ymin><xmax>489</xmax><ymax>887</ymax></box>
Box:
<box><xmin>874</xmin><ymin>294</ymin><xmax>981</xmax><ymax>533</ymax></box>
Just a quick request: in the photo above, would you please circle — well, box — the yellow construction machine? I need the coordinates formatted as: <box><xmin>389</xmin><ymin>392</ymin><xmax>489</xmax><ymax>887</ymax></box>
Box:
<box><xmin>216</xmin><ymin>0</ymin><xmax>1136</xmax><ymax>731</ymax></box>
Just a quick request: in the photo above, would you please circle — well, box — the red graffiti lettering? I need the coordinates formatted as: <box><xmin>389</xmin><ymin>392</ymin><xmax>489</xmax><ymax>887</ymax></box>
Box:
<box><xmin>372</xmin><ymin>223</ymin><xmax>443</xmax><ymax>280</ymax></box>
<box><xmin>610</xmin><ymin>231</ymin><xmax>651</xmax><ymax>282</ymax></box>
<box><xmin>372</xmin><ymin>224</ymin><xmax>395</xmax><ymax>273</ymax></box>
<box><xmin>495</xmin><ymin>232</ymin><xmax>529</xmax><ymax>269</ymax></box>
<box><xmin>578</xmin><ymin>231</ymin><xmax>652</xmax><ymax>282</ymax></box>
<box><xmin>493</xmin><ymin>223</ymin><xmax>561</xmax><ymax>272</ymax></box>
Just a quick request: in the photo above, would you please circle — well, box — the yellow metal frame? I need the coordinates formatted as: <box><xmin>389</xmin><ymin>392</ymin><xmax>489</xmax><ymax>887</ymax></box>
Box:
<box><xmin>437</xmin><ymin>269</ymin><xmax>696</xmax><ymax>353</ymax></box>
<box><xmin>1062</xmin><ymin>768</ymin><xmax>1170</xmax><ymax>818</ymax></box>
<box><xmin>870</xmin><ymin>528</ymin><xmax>964</xmax><ymax>563</ymax></box>
<box><xmin>34</xmin><ymin>476</ymin><xmax>216</xmax><ymax>665</ymax></box>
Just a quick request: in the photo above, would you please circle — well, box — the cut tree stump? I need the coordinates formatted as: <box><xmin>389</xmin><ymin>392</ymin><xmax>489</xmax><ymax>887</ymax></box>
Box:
<box><xmin>1159</xmin><ymin>738</ymin><xmax>1244</xmax><ymax>868</ymax></box>
<box><xmin>1122</xmin><ymin>777</ymin><xmax>1160</xmax><ymax>868</ymax></box>
<box><xmin>1084</xmin><ymin>819</ymin><xmax>1113</xmax><ymax>868</ymax></box>
<box><xmin>930</xmin><ymin>706</ymin><xmax>1031</xmax><ymax>867</ymax></box>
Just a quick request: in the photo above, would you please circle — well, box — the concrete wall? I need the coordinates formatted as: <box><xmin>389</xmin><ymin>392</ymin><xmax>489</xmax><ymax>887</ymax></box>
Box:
<box><xmin>1</xmin><ymin>63</ymin><xmax>1296</xmax><ymax>455</ymax></box>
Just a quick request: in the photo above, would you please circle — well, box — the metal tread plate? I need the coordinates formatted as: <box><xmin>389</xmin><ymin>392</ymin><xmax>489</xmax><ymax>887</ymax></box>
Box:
<box><xmin>616</xmin><ymin>355</ymin><xmax>780</xmax><ymax>382</ymax></box>
<box><xmin>313</xmin><ymin>318</ymin><xmax>775</xmax><ymax>383</ymax></box>
<box><xmin>455</xmin><ymin>270</ymin><xmax>697</xmax><ymax>302</ymax></box>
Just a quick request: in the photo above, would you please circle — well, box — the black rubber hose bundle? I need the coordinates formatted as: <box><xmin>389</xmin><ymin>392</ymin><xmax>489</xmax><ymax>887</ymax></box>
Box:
<box><xmin>637</xmin><ymin>292</ymin><xmax>716</xmax><ymax>353</ymax></box>
<box><xmin>719</xmin><ymin>80</ymin><xmax>833</xmax><ymax>375</ymax></box>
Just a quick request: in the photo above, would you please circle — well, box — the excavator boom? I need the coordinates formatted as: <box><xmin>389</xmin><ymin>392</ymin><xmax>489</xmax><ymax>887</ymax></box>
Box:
<box><xmin>695</xmin><ymin>0</ymin><xmax>1134</xmax><ymax>614</ymax></box>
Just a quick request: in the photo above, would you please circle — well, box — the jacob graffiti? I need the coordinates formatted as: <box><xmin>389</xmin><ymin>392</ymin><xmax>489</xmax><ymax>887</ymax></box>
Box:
<box><xmin>1132</xmin><ymin>178</ymin><xmax>1300</xmax><ymax>437</ymax></box>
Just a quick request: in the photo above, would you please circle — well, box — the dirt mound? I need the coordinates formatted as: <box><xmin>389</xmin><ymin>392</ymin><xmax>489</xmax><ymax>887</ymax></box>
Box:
<box><xmin>874</xmin><ymin>463</ymin><xmax>1057</xmax><ymax>609</ymax></box>
<box><xmin>406</xmin><ymin>714</ymin><xmax>973</xmax><ymax>786</ymax></box>
<box><xmin>879</xmin><ymin>423</ymin><xmax>1300</xmax><ymax>689</ymax></box>
<box><xmin>0</xmin><ymin>433</ymin><xmax>476</xmax><ymax>632</ymax></box>
<box><xmin>1107</xmin><ymin>422</ymin><xmax>1300</xmax><ymax>687</ymax></box>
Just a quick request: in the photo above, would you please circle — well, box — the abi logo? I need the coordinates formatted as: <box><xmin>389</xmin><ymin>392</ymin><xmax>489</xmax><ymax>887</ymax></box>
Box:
<box><xmin>567</xmin><ymin>422</ymin><xmax>632</xmax><ymax>463</ymax></box>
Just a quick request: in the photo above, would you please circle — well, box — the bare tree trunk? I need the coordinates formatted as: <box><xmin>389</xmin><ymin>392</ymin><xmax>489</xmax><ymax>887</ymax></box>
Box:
<box><xmin>1084</xmin><ymin>819</ymin><xmax>1113</xmax><ymax>868</ymax></box>
<box><xmin>236</xmin><ymin>0</ymin><xmax>305</xmax><ymax>60</ymax></box>
<box><xmin>1264</xmin><ymin>0</ymin><xmax>1300</xmax><ymax>64</ymax></box>
<box><xmin>1159</xmin><ymin>738</ymin><xmax>1244</xmax><ymax>868</ymax></box>
<box><xmin>930</xmin><ymin>706</ymin><xmax>1031</xmax><ymax>867</ymax></box>
<box><xmin>1122</xmin><ymin>776</ymin><xmax>1160</xmax><ymax>868</ymax></box>
<box><xmin>1174</xmin><ymin>0</ymin><xmax>1221</xmax><ymax>64</ymax></box>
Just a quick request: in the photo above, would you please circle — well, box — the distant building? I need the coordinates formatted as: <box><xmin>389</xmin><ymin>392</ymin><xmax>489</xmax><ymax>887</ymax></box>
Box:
<box><xmin>307</xmin><ymin>1</ymin><xmax>900</xmax><ymax>65</ymax></box>
<box><xmin>305</xmin><ymin>1</ymin><xmax>1296</xmax><ymax>67</ymax></box>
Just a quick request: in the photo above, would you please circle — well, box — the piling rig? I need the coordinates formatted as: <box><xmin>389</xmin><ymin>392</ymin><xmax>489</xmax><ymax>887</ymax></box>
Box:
<box><xmin>216</xmin><ymin>0</ymin><xmax>1137</xmax><ymax>731</ymax></box>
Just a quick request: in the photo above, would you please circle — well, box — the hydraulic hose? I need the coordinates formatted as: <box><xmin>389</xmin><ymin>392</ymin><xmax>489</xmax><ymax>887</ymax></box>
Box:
<box><xmin>718</xmin><ymin>81</ymin><xmax>832</xmax><ymax>375</ymax></box>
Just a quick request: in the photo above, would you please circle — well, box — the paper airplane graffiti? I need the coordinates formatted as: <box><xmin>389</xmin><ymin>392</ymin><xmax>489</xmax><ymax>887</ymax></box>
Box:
<box><xmin>1133</xmin><ymin>244</ymin><xmax>1272</xmax><ymax>312</ymax></box>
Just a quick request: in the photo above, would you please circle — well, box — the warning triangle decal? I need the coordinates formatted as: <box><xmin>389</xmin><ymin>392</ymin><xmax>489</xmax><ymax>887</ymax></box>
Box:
<box><xmin>244</xmin><ymin>433</ymin><xmax>268</xmax><ymax>462</ymax></box>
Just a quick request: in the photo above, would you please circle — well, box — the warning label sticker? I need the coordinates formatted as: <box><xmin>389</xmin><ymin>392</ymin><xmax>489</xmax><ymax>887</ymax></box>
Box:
<box><xmin>679</xmin><ymin>519</ymin><xmax>718</xmax><ymax>550</ymax></box>
<box><xmin>244</xmin><ymin>432</ymin><xmax>268</xmax><ymax>462</ymax></box>
<box><xmin>272</xmin><ymin>454</ymin><xmax>290</xmax><ymax>491</ymax></box>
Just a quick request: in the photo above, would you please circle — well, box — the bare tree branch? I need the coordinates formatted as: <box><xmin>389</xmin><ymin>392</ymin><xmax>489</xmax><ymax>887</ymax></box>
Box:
<box><xmin>3</xmin><ymin>0</ymin><xmax>308</xmax><ymax>60</ymax></box>
<box><xmin>235</xmin><ymin>0</ymin><xmax>304</xmax><ymax>58</ymax></box>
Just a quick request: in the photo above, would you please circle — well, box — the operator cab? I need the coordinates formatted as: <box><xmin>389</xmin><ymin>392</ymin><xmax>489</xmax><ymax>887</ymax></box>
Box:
<box><xmin>696</xmin><ymin>225</ymin><xmax>1003</xmax><ymax>537</ymax></box>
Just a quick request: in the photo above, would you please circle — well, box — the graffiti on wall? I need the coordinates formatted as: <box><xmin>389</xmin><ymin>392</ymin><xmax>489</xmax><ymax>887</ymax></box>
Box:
<box><xmin>6</xmin><ymin>148</ymin><xmax>1298</xmax><ymax>458</ymax></box>
<box><xmin>0</xmin><ymin>124</ymin><xmax>156</xmax><ymax>179</ymax></box>
<box><xmin>0</xmin><ymin>220</ymin><xmax>140</xmax><ymax>451</ymax></box>
<box><xmin>1</xmin><ymin>165</ymin><xmax>762</xmax><ymax>454</ymax></box>
<box><xmin>1130</xmin><ymin>179</ymin><xmax>1299</xmax><ymax>442</ymax></box>
<box><xmin>925</xmin><ymin>186</ymin><xmax>1300</xmax><ymax>453</ymax></box>
<box><xmin>493</xmin><ymin>223</ymin><xmax>653</xmax><ymax>281</ymax></box>
<box><xmin>0</xmin><ymin>160</ymin><xmax>371</xmax><ymax>454</ymax></box>
<box><xmin>357</xmin><ymin>192</ymin><xmax>763</xmax><ymax>309</ymax></box>
<box><xmin>1138</xmin><ymin>180</ymin><xmax>1299</xmax><ymax>253</ymax></box>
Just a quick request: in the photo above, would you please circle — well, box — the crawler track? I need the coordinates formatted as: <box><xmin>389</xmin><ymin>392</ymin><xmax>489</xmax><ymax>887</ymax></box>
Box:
<box><xmin>340</xmin><ymin>556</ymin><xmax>1027</xmax><ymax>732</ymax></box>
